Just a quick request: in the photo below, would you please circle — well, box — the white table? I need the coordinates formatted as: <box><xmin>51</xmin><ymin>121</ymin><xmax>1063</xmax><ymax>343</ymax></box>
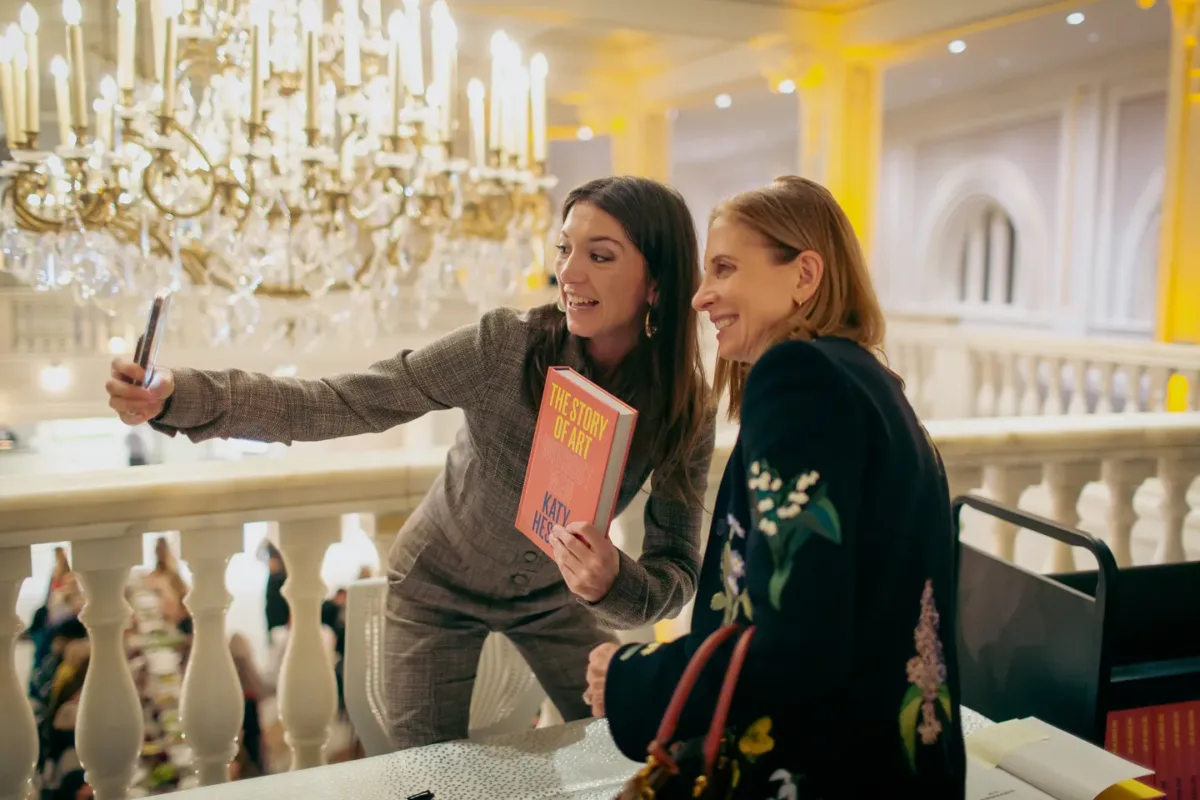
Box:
<box><xmin>175</xmin><ymin>710</ymin><xmax>994</xmax><ymax>800</ymax></box>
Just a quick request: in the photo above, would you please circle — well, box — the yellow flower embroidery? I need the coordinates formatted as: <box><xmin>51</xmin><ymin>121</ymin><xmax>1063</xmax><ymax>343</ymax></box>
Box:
<box><xmin>738</xmin><ymin>716</ymin><xmax>776</xmax><ymax>758</ymax></box>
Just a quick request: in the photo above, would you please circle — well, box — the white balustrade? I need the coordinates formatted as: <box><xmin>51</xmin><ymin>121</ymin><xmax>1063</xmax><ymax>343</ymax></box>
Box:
<box><xmin>887</xmin><ymin>319</ymin><xmax>1200</xmax><ymax>419</ymax></box>
<box><xmin>0</xmin><ymin>414</ymin><xmax>1196</xmax><ymax>798</ymax></box>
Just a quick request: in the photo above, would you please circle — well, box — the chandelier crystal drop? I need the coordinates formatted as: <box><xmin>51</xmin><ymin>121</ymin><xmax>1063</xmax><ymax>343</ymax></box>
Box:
<box><xmin>0</xmin><ymin>0</ymin><xmax>557</xmax><ymax>348</ymax></box>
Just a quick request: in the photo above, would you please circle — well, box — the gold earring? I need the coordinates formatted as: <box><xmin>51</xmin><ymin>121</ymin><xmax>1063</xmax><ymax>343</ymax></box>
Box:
<box><xmin>644</xmin><ymin>307</ymin><xmax>657</xmax><ymax>338</ymax></box>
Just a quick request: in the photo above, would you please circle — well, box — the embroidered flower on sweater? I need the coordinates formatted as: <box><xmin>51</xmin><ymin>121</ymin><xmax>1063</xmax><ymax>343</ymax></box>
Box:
<box><xmin>727</xmin><ymin>513</ymin><xmax>746</xmax><ymax>539</ymax></box>
<box><xmin>747</xmin><ymin>460</ymin><xmax>841</xmax><ymax>609</ymax></box>
<box><xmin>738</xmin><ymin>716</ymin><xmax>775</xmax><ymax>760</ymax></box>
<box><xmin>710</xmin><ymin>539</ymin><xmax>753</xmax><ymax>624</ymax></box>
<box><xmin>899</xmin><ymin>579</ymin><xmax>952</xmax><ymax>772</ymax></box>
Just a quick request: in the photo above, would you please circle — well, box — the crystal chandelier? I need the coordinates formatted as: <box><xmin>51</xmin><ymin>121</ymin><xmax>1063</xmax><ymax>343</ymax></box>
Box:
<box><xmin>0</xmin><ymin>0</ymin><xmax>557</xmax><ymax>349</ymax></box>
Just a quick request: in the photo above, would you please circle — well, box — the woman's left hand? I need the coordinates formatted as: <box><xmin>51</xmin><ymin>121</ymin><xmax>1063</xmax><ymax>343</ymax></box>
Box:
<box><xmin>585</xmin><ymin>642</ymin><xmax>620</xmax><ymax>717</ymax></box>
<box><xmin>551</xmin><ymin>521</ymin><xmax>620</xmax><ymax>603</ymax></box>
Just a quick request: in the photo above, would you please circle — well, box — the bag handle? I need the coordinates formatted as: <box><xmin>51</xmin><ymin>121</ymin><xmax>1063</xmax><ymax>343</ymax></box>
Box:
<box><xmin>646</xmin><ymin>625</ymin><xmax>758</xmax><ymax>774</ymax></box>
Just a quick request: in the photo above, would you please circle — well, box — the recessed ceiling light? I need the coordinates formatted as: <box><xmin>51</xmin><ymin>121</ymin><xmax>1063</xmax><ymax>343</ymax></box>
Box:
<box><xmin>997</xmin><ymin>57</ymin><xmax>1012</xmax><ymax>69</ymax></box>
<box><xmin>576</xmin><ymin>125</ymin><xmax>594</xmax><ymax>141</ymax></box>
<box><xmin>948</xmin><ymin>39</ymin><xmax>967</xmax><ymax>54</ymax></box>
<box><xmin>777</xmin><ymin>79</ymin><xmax>796</xmax><ymax>94</ymax></box>
<box><xmin>928</xmin><ymin>77</ymin><xmax>943</xmax><ymax>89</ymax></box>
<box><xmin>1088</xmin><ymin>31</ymin><xmax>1100</xmax><ymax>42</ymax></box>
<box><xmin>1066</xmin><ymin>11</ymin><xmax>1085</xmax><ymax>25</ymax></box>
<box><xmin>715</xmin><ymin>93</ymin><xmax>732</xmax><ymax>109</ymax></box>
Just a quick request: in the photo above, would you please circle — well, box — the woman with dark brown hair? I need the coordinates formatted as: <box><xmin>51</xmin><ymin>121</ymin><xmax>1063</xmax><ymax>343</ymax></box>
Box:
<box><xmin>103</xmin><ymin>175</ymin><xmax>716</xmax><ymax>751</ymax></box>
<box><xmin>592</xmin><ymin>177</ymin><xmax>965</xmax><ymax>798</ymax></box>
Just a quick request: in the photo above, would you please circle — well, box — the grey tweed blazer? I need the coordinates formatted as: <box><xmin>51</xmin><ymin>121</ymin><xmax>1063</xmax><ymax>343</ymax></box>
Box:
<box><xmin>150</xmin><ymin>304</ymin><xmax>715</xmax><ymax>630</ymax></box>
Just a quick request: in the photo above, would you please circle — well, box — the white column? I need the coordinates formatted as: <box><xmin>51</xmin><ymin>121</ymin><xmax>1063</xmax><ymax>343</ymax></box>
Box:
<box><xmin>1066</xmin><ymin>360</ymin><xmax>1089</xmax><ymax>415</ymax></box>
<box><xmin>0</xmin><ymin>547</ymin><xmax>37</xmax><ymax>800</ymax></box>
<box><xmin>277</xmin><ymin>518</ymin><xmax>339</xmax><ymax>770</ymax></box>
<box><xmin>1153</xmin><ymin>458</ymin><xmax>1198</xmax><ymax>564</ymax></box>
<box><xmin>1100</xmin><ymin>459</ymin><xmax>1155</xmax><ymax>567</ymax></box>
<box><xmin>1095</xmin><ymin>363</ymin><xmax>1117</xmax><ymax>414</ymax></box>
<box><xmin>179</xmin><ymin>527</ymin><xmax>244</xmax><ymax>786</ymax></box>
<box><xmin>73</xmin><ymin>536</ymin><xmax>144</xmax><ymax>800</ymax></box>
<box><xmin>1043</xmin><ymin>462</ymin><xmax>1098</xmax><ymax>573</ymax></box>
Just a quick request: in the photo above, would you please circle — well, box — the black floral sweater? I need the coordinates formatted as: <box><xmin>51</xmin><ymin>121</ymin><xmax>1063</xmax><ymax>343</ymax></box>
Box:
<box><xmin>604</xmin><ymin>338</ymin><xmax>967</xmax><ymax>798</ymax></box>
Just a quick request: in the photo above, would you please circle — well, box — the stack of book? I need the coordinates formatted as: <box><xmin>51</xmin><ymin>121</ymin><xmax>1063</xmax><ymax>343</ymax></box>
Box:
<box><xmin>1106</xmin><ymin>702</ymin><xmax>1199</xmax><ymax>800</ymax></box>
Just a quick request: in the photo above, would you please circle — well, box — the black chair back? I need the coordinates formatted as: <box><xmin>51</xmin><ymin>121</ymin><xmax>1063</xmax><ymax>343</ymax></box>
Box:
<box><xmin>953</xmin><ymin>494</ymin><xmax>1120</xmax><ymax>745</ymax></box>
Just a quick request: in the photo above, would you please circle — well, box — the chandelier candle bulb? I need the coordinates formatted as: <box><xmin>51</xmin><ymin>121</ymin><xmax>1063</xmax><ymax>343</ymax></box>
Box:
<box><xmin>0</xmin><ymin>39</ymin><xmax>15</xmax><ymax>146</ymax></box>
<box><xmin>150</xmin><ymin>0</ymin><xmax>164</xmax><ymax>82</ymax></box>
<box><xmin>467</xmin><ymin>77</ymin><xmax>484</xmax><ymax>166</ymax></box>
<box><xmin>62</xmin><ymin>0</ymin><xmax>87</xmax><ymax>131</ymax></box>
<box><xmin>343</xmin><ymin>0</ymin><xmax>361</xmax><ymax>87</ymax></box>
<box><xmin>19</xmin><ymin>3</ymin><xmax>36</xmax><ymax>140</ymax></box>
<box><xmin>514</xmin><ymin>64</ymin><xmax>529</xmax><ymax>168</ymax></box>
<box><xmin>301</xmin><ymin>0</ymin><xmax>320</xmax><ymax>133</ymax></box>
<box><xmin>11</xmin><ymin>30</ymin><xmax>25</xmax><ymax>146</ymax></box>
<box><xmin>402</xmin><ymin>0</ymin><xmax>423</xmax><ymax>98</ymax></box>
<box><xmin>249</xmin><ymin>0</ymin><xmax>267</xmax><ymax>125</ymax></box>
<box><xmin>488</xmin><ymin>30</ymin><xmax>506</xmax><ymax>157</ymax></box>
<box><xmin>529</xmin><ymin>53</ymin><xmax>547</xmax><ymax>163</ymax></box>
<box><xmin>160</xmin><ymin>0</ymin><xmax>179</xmax><ymax>120</ymax></box>
<box><xmin>117</xmin><ymin>0</ymin><xmax>136</xmax><ymax>93</ymax></box>
<box><xmin>431</xmin><ymin>1</ymin><xmax>456</xmax><ymax>143</ymax></box>
<box><xmin>387</xmin><ymin>10</ymin><xmax>403</xmax><ymax>136</ymax></box>
<box><xmin>50</xmin><ymin>56</ymin><xmax>70</xmax><ymax>145</ymax></box>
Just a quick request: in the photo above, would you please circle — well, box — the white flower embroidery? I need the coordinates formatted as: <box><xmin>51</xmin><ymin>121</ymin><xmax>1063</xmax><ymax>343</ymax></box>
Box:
<box><xmin>757</xmin><ymin>498</ymin><xmax>775</xmax><ymax>513</ymax></box>
<box><xmin>759</xmin><ymin>518</ymin><xmax>779</xmax><ymax>536</ymax></box>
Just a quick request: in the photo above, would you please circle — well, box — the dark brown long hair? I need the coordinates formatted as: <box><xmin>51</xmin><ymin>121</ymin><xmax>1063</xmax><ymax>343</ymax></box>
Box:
<box><xmin>711</xmin><ymin>176</ymin><xmax>888</xmax><ymax>419</ymax></box>
<box><xmin>523</xmin><ymin>176</ymin><xmax>711</xmax><ymax>503</ymax></box>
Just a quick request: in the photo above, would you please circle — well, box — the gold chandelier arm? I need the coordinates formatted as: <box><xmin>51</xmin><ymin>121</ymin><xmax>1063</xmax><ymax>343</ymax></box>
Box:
<box><xmin>141</xmin><ymin>117</ymin><xmax>221</xmax><ymax>220</ymax></box>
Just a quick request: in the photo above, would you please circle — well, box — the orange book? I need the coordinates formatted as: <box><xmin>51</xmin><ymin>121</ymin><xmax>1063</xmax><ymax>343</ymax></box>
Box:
<box><xmin>515</xmin><ymin>367</ymin><xmax>637</xmax><ymax>557</ymax></box>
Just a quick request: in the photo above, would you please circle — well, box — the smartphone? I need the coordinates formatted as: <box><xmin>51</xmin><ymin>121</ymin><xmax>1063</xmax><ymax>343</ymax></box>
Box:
<box><xmin>129</xmin><ymin>290</ymin><xmax>172</xmax><ymax>388</ymax></box>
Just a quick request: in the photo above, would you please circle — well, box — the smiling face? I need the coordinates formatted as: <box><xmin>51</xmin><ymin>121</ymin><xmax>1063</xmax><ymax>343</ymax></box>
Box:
<box><xmin>555</xmin><ymin>201</ymin><xmax>655</xmax><ymax>366</ymax></box>
<box><xmin>693</xmin><ymin>215</ymin><xmax>822</xmax><ymax>364</ymax></box>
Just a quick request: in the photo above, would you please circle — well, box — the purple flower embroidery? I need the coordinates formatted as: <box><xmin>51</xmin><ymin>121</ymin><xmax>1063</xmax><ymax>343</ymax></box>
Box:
<box><xmin>905</xmin><ymin>579</ymin><xmax>948</xmax><ymax>745</ymax></box>
<box><xmin>727</xmin><ymin>513</ymin><xmax>746</xmax><ymax>539</ymax></box>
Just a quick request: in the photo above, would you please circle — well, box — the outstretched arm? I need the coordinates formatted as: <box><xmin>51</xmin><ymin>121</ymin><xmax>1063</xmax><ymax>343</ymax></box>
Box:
<box><xmin>146</xmin><ymin>309</ymin><xmax>518</xmax><ymax>444</ymax></box>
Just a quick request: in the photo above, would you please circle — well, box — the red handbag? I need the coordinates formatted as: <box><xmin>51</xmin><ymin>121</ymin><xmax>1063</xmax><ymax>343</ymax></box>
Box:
<box><xmin>616</xmin><ymin>625</ymin><xmax>757</xmax><ymax>800</ymax></box>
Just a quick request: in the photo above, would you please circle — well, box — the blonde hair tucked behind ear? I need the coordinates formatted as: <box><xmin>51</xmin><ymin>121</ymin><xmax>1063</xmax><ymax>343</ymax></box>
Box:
<box><xmin>711</xmin><ymin>175</ymin><xmax>889</xmax><ymax>419</ymax></box>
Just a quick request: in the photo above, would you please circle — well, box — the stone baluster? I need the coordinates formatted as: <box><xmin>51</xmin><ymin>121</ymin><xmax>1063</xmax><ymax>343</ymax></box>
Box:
<box><xmin>73</xmin><ymin>536</ymin><xmax>144</xmax><ymax>800</ymax></box>
<box><xmin>1043</xmin><ymin>462</ymin><xmax>1099</xmax><ymax>573</ymax></box>
<box><xmin>974</xmin><ymin>350</ymin><xmax>997</xmax><ymax>417</ymax></box>
<box><xmin>944</xmin><ymin>465</ymin><xmax>982</xmax><ymax>505</ymax></box>
<box><xmin>1100</xmin><ymin>458</ymin><xmax>1155</xmax><ymax>567</ymax></box>
<box><xmin>0</xmin><ymin>547</ymin><xmax>37</xmax><ymax>800</ymax></box>
<box><xmin>1066</xmin><ymin>359</ymin><xmax>1089</xmax><ymax>415</ymax></box>
<box><xmin>982</xmin><ymin>465</ymin><xmax>1040</xmax><ymax>562</ymax></box>
<box><xmin>1153</xmin><ymin>458</ymin><xmax>1198</xmax><ymax>564</ymax></box>
<box><xmin>277</xmin><ymin>518</ymin><xmax>340</xmax><ymax>770</ymax></box>
<box><xmin>179</xmin><ymin>527</ymin><xmax>244</xmax><ymax>785</ymax></box>
<box><xmin>1182</xmin><ymin>370</ymin><xmax>1199</xmax><ymax>411</ymax></box>
<box><xmin>997</xmin><ymin>352</ymin><xmax>1019</xmax><ymax>416</ymax></box>
<box><xmin>1124</xmin><ymin>365</ymin><xmax>1144</xmax><ymax>413</ymax></box>
<box><xmin>1147</xmin><ymin>367</ymin><xmax>1171</xmax><ymax>413</ymax></box>
<box><xmin>1019</xmin><ymin>357</ymin><xmax>1042</xmax><ymax>416</ymax></box>
<box><xmin>1043</xmin><ymin>358</ymin><xmax>1065</xmax><ymax>416</ymax></box>
<box><xmin>1095</xmin><ymin>362</ymin><xmax>1117</xmax><ymax>414</ymax></box>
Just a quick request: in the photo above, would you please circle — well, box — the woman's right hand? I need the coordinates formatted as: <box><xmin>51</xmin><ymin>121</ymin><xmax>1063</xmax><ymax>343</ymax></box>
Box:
<box><xmin>106</xmin><ymin>358</ymin><xmax>175</xmax><ymax>426</ymax></box>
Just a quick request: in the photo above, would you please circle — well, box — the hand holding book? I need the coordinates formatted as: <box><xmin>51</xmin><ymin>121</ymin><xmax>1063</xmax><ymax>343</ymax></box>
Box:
<box><xmin>550</xmin><ymin>521</ymin><xmax>620</xmax><ymax>602</ymax></box>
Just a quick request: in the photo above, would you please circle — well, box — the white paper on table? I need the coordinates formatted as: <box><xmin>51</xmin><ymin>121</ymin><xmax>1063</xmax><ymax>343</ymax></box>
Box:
<box><xmin>967</xmin><ymin>718</ymin><xmax>1154</xmax><ymax>800</ymax></box>
<box><xmin>967</xmin><ymin>756</ymin><xmax>1058</xmax><ymax>800</ymax></box>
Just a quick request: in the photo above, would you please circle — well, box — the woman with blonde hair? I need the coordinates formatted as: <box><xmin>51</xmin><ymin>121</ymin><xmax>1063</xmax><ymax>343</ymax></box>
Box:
<box><xmin>589</xmin><ymin>176</ymin><xmax>965</xmax><ymax>798</ymax></box>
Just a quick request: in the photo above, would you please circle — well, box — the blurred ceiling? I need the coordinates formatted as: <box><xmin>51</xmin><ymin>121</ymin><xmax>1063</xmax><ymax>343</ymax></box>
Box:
<box><xmin>0</xmin><ymin>0</ymin><xmax>1172</xmax><ymax>129</ymax></box>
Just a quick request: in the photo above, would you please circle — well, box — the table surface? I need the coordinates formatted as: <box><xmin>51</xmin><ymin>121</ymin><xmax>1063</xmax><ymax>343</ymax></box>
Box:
<box><xmin>176</xmin><ymin>710</ymin><xmax>994</xmax><ymax>800</ymax></box>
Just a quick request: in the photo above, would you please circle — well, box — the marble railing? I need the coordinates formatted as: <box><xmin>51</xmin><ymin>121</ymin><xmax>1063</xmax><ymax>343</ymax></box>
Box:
<box><xmin>1</xmin><ymin>413</ymin><xmax>1198</xmax><ymax>799</ymax></box>
<box><xmin>888</xmin><ymin>320</ymin><xmax>1200</xmax><ymax>419</ymax></box>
